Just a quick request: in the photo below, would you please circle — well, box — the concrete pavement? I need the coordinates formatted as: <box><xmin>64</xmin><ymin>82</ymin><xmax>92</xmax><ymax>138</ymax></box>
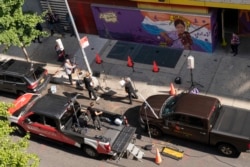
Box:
<box><xmin>1</xmin><ymin>32</ymin><xmax>250</xmax><ymax>110</ymax></box>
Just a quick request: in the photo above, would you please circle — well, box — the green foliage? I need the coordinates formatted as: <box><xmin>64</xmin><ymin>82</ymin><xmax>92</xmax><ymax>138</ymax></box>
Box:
<box><xmin>0</xmin><ymin>0</ymin><xmax>48</xmax><ymax>52</ymax></box>
<box><xmin>0</xmin><ymin>102</ymin><xmax>40</xmax><ymax>167</ymax></box>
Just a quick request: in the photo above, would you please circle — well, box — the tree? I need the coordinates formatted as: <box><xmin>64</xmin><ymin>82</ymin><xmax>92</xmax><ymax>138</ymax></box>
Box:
<box><xmin>0</xmin><ymin>0</ymin><xmax>48</xmax><ymax>62</ymax></box>
<box><xmin>0</xmin><ymin>102</ymin><xmax>40</xmax><ymax>167</ymax></box>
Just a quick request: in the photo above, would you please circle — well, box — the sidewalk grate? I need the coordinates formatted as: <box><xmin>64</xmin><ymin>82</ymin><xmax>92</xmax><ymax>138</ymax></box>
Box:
<box><xmin>107</xmin><ymin>41</ymin><xmax>182</xmax><ymax>68</ymax></box>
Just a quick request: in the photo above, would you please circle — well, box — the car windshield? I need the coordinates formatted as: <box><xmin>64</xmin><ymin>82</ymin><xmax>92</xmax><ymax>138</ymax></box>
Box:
<box><xmin>160</xmin><ymin>96</ymin><xmax>177</xmax><ymax>117</ymax></box>
<box><xmin>209</xmin><ymin>100</ymin><xmax>221</xmax><ymax>128</ymax></box>
<box><xmin>26</xmin><ymin>66</ymin><xmax>45</xmax><ymax>82</ymax></box>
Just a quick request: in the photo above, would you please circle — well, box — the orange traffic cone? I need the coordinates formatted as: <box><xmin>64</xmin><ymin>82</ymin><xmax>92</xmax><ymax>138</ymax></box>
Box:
<box><xmin>169</xmin><ymin>83</ymin><xmax>176</xmax><ymax>96</ymax></box>
<box><xmin>95</xmin><ymin>53</ymin><xmax>103</xmax><ymax>64</ymax></box>
<box><xmin>155</xmin><ymin>148</ymin><xmax>162</xmax><ymax>165</ymax></box>
<box><xmin>127</xmin><ymin>56</ymin><xmax>134</xmax><ymax>67</ymax></box>
<box><xmin>152</xmin><ymin>60</ymin><xmax>159</xmax><ymax>72</ymax></box>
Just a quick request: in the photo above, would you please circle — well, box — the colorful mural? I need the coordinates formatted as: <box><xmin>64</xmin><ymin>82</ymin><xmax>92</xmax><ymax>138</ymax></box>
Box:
<box><xmin>91</xmin><ymin>4</ymin><xmax>217</xmax><ymax>52</ymax></box>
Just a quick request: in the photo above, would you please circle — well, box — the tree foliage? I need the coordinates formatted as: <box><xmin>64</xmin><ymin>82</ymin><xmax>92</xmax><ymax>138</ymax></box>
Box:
<box><xmin>0</xmin><ymin>0</ymin><xmax>48</xmax><ymax>61</ymax></box>
<box><xmin>0</xmin><ymin>102</ymin><xmax>39</xmax><ymax>167</ymax></box>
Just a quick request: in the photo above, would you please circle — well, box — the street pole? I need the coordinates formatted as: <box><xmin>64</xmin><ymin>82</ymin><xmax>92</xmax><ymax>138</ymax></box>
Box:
<box><xmin>64</xmin><ymin>0</ymin><xmax>92</xmax><ymax>74</ymax></box>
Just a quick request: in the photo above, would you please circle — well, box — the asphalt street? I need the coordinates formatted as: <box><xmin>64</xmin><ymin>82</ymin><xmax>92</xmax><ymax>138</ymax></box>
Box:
<box><xmin>15</xmin><ymin>84</ymin><xmax>250</xmax><ymax>167</ymax></box>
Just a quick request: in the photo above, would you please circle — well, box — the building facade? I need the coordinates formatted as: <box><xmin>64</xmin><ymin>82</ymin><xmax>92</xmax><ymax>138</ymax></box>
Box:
<box><xmin>38</xmin><ymin>0</ymin><xmax>250</xmax><ymax>53</ymax></box>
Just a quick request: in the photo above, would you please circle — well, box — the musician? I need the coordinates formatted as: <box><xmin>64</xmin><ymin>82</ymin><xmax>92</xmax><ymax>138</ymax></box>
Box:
<box><xmin>160</xmin><ymin>19</ymin><xmax>193</xmax><ymax>50</ymax></box>
<box><xmin>64</xmin><ymin>59</ymin><xmax>76</xmax><ymax>85</ymax></box>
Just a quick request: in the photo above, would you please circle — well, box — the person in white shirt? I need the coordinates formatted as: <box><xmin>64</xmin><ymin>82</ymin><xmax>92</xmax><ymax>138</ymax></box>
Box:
<box><xmin>64</xmin><ymin>59</ymin><xmax>76</xmax><ymax>85</ymax></box>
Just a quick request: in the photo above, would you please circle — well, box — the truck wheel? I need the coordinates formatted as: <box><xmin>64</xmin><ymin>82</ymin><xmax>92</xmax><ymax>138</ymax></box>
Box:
<box><xmin>149</xmin><ymin>125</ymin><xmax>162</xmax><ymax>138</ymax></box>
<box><xmin>13</xmin><ymin>124</ymin><xmax>26</xmax><ymax>137</ymax></box>
<box><xmin>217</xmin><ymin>143</ymin><xmax>240</xmax><ymax>157</ymax></box>
<box><xmin>83</xmin><ymin>145</ymin><xmax>99</xmax><ymax>159</ymax></box>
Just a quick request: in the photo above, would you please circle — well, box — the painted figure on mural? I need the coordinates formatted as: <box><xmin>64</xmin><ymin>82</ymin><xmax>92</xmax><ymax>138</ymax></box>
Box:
<box><xmin>160</xmin><ymin>19</ymin><xmax>193</xmax><ymax>50</ymax></box>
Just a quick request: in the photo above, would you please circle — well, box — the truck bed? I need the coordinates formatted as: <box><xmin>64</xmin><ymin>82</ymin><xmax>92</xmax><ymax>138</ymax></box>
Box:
<box><xmin>62</xmin><ymin>107</ymin><xmax>136</xmax><ymax>153</ymax></box>
<box><xmin>212</xmin><ymin>106</ymin><xmax>250</xmax><ymax>139</ymax></box>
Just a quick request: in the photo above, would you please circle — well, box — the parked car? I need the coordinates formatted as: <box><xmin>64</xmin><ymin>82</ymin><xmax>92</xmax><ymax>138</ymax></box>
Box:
<box><xmin>139</xmin><ymin>93</ymin><xmax>250</xmax><ymax>157</ymax></box>
<box><xmin>0</xmin><ymin>59</ymin><xmax>51</xmax><ymax>96</ymax></box>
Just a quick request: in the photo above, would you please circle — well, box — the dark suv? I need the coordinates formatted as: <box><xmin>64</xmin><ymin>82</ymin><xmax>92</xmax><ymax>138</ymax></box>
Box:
<box><xmin>0</xmin><ymin>59</ymin><xmax>51</xmax><ymax>96</ymax></box>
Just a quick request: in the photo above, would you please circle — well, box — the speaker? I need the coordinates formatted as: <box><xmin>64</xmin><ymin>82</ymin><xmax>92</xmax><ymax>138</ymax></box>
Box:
<box><xmin>187</xmin><ymin>55</ymin><xmax>194</xmax><ymax>69</ymax></box>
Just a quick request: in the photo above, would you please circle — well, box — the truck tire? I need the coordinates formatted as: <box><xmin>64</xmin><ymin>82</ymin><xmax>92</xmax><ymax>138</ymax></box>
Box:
<box><xmin>217</xmin><ymin>143</ymin><xmax>240</xmax><ymax>158</ymax></box>
<box><xmin>148</xmin><ymin>125</ymin><xmax>162</xmax><ymax>138</ymax></box>
<box><xmin>13</xmin><ymin>124</ymin><xmax>26</xmax><ymax>137</ymax></box>
<box><xmin>83</xmin><ymin>145</ymin><xmax>99</xmax><ymax>159</ymax></box>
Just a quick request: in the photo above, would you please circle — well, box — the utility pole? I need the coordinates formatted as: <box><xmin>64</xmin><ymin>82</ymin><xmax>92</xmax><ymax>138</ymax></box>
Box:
<box><xmin>64</xmin><ymin>0</ymin><xmax>92</xmax><ymax>74</ymax></box>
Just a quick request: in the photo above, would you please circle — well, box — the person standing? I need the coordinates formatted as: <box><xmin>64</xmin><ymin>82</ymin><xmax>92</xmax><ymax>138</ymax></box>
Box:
<box><xmin>45</xmin><ymin>12</ymin><xmax>64</xmax><ymax>36</ymax></box>
<box><xmin>64</xmin><ymin>59</ymin><xmax>76</xmax><ymax>85</ymax></box>
<box><xmin>55</xmin><ymin>44</ymin><xmax>66</xmax><ymax>62</ymax></box>
<box><xmin>124</xmin><ymin>77</ymin><xmax>138</xmax><ymax>104</ymax></box>
<box><xmin>83</xmin><ymin>72</ymin><xmax>100</xmax><ymax>101</ymax></box>
<box><xmin>33</xmin><ymin>23</ymin><xmax>43</xmax><ymax>43</ymax></box>
<box><xmin>87</xmin><ymin>102</ymin><xmax>103</xmax><ymax>130</ymax></box>
<box><xmin>230</xmin><ymin>32</ymin><xmax>240</xmax><ymax>56</ymax></box>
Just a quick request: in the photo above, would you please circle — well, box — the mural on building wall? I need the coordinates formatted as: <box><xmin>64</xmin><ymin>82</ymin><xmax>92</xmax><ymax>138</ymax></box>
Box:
<box><xmin>91</xmin><ymin>4</ymin><xmax>216</xmax><ymax>52</ymax></box>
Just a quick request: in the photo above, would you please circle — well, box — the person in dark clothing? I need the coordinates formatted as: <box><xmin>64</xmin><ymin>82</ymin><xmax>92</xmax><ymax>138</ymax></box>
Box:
<box><xmin>45</xmin><ymin>12</ymin><xmax>63</xmax><ymax>36</ymax></box>
<box><xmin>83</xmin><ymin>72</ymin><xmax>100</xmax><ymax>101</ymax></box>
<box><xmin>124</xmin><ymin>77</ymin><xmax>138</xmax><ymax>104</ymax></box>
<box><xmin>87</xmin><ymin>102</ymin><xmax>103</xmax><ymax>130</ymax></box>
<box><xmin>55</xmin><ymin>44</ymin><xmax>67</xmax><ymax>62</ymax></box>
<box><xmin>33</xmin><ymin>23</ymin><xmax>43</xmax><ymax>43</ymax></box>
<box><xmin>230</xmin><ymin>32</ymin><xmax>240</xmax><ymax>56</ymax></box>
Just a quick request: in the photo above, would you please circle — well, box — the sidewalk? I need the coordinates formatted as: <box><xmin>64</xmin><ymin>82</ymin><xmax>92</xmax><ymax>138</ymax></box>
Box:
<box><xmin>1</xmin><ymin>33</ymin><xmax>250</xmax><ymax>110</ymax></box>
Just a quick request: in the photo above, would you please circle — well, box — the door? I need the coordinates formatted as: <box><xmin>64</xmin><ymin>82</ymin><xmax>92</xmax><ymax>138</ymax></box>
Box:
<box><xmin>4</xmin><ymin>75</ymin><xmax>26</xmax><ymax>93</ymax></box>
<box><xmin>165</xmin><ymin>114</ymin><xmax>209</xmax><ymax>143</ymax></box>
<box><xmin>22</xmin><ymin>113</ymin><xmax>76</xmax><ymax>145</ymax></box>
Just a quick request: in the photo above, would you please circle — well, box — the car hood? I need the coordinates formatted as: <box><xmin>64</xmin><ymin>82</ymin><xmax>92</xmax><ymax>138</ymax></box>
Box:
<box><xmin>141</xmin><ymin>94</ymin><xmax>170</xmax><ymax>118</ymax></box>
<box><xmin>8</xmin><ymin>93</ymin><xmax>39</xmax><ymax>117</ymax></box>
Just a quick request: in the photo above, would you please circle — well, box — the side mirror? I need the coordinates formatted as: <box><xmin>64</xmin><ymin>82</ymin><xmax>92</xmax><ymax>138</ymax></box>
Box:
<box><xmin>24</xmin><ymin>118</ymin><xmax>32</xmax><ymax>124</ymax></box>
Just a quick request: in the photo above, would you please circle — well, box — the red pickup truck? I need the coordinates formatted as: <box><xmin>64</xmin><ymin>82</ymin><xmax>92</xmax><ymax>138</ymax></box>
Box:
<box><xmin>8</xmin><ymin>93</ymin><xmax>137</xmax><ymax>159</ymax></box>
<box><xmin>139</xmin><ymin>93</ymin><xmax>250</xmax><ymax>157</ymax></box>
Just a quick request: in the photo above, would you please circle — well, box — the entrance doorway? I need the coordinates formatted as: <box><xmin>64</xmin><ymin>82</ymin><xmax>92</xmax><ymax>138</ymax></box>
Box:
<box><xmin>223</xmin><ymin>9</ymin><xmax>238</xmax><ymax>33</ymax></box>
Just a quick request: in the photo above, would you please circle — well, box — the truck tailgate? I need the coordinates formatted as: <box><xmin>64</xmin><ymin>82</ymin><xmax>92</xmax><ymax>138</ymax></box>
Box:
<box><xmin>104</xmin><ymin>126</ymin><xmax>136</xmax><ymax>153</ymax></box>
<box><xmin>212</xmin><ymin>106</ymin><xmax>250</xmax><ymax>139</ymax></box>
